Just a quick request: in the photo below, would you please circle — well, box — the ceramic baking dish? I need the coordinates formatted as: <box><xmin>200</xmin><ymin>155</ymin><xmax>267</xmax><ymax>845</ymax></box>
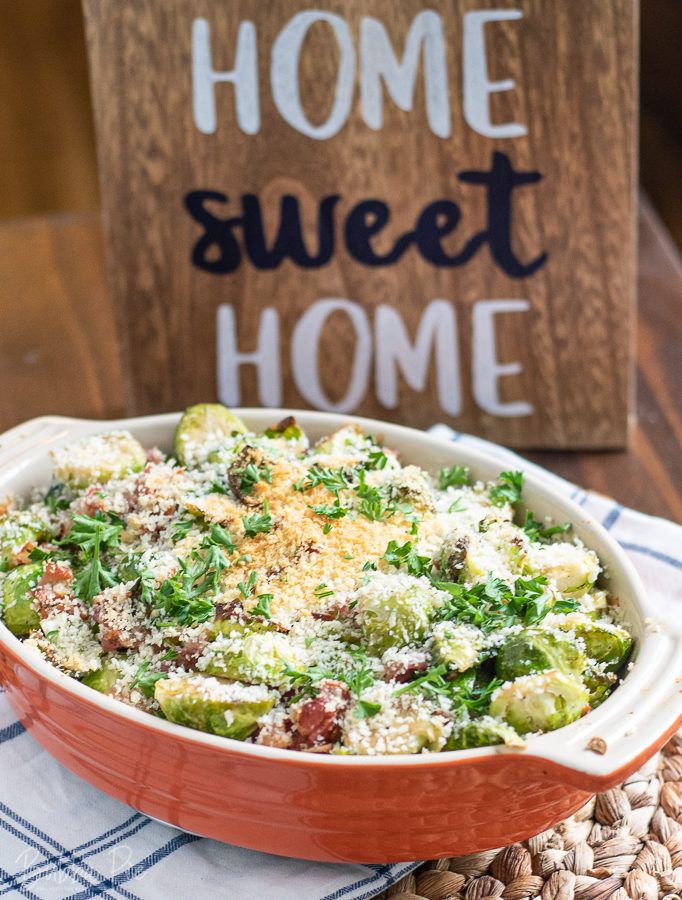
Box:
<box><xmin>0</xmin><ymin>410</ymin><xmax>681</xmax><ymax>864</ymax></box>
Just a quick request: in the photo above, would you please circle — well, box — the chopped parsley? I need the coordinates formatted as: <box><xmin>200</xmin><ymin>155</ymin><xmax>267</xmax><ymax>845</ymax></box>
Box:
<box><xmin>381</xmin><ymin>539</ymin><xmax>431</xmax><ymax>579</ymax></box>
<box><xmin>489</xmin><ymin>471</ymin><xmax>523</xmax><ymax>506</ymax></box>
<box><xmin>251</xmin><ymin>593</ymin><xmax>273</xmax><ymax>618</ymax></box>
<box><xmin>242</xmin><ymin>499</ymin><xmax>273</xmax><ymax>538</ymax></box>
<box><xmin>523</xmin><ymin>511</ymin><xmax>571</xmax><ymax>542</ymax></box>
<box><xmin>439</xmin><ymin>464</ymin><xmax>471</xmax><ymax>490</ymax></box>
<box><xmin>130</xmin><ymin>661</ymin><xmax>169</xmax><ymax>699</ymax></box>
<box><xmin>64</xmin><ymin>511</ymin><xmax>125</xmax><ymax>605</ymax></box>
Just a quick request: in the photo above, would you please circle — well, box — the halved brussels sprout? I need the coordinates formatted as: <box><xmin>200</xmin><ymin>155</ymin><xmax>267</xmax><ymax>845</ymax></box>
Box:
<box><xmin>0</xmin><ymin>513</ymin><xmax>51</xmax><ymax>570</ymax></box>
<box><xmin>81</xmin><ymin>656</ymin><xmax>123</xmax><ymax>693</ymax></box>
<box><xmin>264</xmin><ymin>416</ymin><xmax>304</xmax><ymax>442</ymax></box>
<box><xmin>1</xmin><ymin>562</ymin><xmax>43</xmax><ymax>634</ymax></box>
<box><xmin>356</xmin><ymin>579</ymin><xmax>436</xmax><ymax>655</ymax></box>
<box><xmin>387</xmin><ymin>466</ymin><xmax>434</xmax><ymax>514</ymax></box>
<box><xmin>582</xmin><ymin>668</ymin><xmax>618</xmax><ymax>706</ymax></box>
<box><xmin>155</xmin><ymin>674</ymin><xmax>275</xmax><ymax>739</ymax></box>
<box><xmin>202</xmin><ymin>631</ymin><xmax>304</xmax><ymax>685</ymax></box>
<box><xmin>558</xmin><ymin>618</ymin><xmax>632</xmax><ymax>671</ymax></box>
<box><xmin>456</xmin><ymin>522</ymin><xmax>529</xmax><ymax>585</ymax></box>
<box><xmin>489</xmin><ymin>670</ymin><xmax>589</xmax><ymax>735</ymax></box>
<box><xmin>527</xmin><ymin>542</ymin><xmax>600</xmax><ymax>596</ymax></box>
<box><xmin>496</xmin><ymin>629</ymin><xmax>586</xmax><ymax>681</ymax></box>
<box><xmin>312</xmin><ymin>424</ymin><xmax>366</xmax><ymax>456</ymax></box>
<box><xmin>432</xmin><ymin>622</ymin><xmax>484</xmax><ymax>672</ymax></box>
<box><xmin>174</xmin><ymin>404</ymin><xmax>248</xmax><ymax>466</ymax></box>
<box><xmin>445</xmin><ymin>718</ymin><xmax>524</xmax><ymax>750</ymax></box>
<box><xmin>52</xmin><ymin>432</ymin><xmax>146</xmax><ymax>489</ymax></box>
<box><xmin>343</xmin><ymin>685</ymin><xmax>449</xmax><ymax>755</ymax></box>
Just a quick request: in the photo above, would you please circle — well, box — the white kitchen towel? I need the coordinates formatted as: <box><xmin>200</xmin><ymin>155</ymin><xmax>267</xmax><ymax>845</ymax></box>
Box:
<box><xmin>1</xmin><ymin>429</ymin><xmax>682</xmax><ymax>900</ymax></box>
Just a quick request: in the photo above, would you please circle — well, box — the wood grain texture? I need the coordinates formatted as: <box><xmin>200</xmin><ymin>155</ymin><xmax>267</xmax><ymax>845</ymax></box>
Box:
<box><xmin>82</xmin><ymin>0</ymin><xmax>638</xmax><ymax>448</ymax></box>
<box><xmin>0</xmin><ymin>211</ymin><xmax>123</xmax><ymax>431</ymax></box>
<box><xmin>526</xmin><ymin>194</ymin><xmax>682</xmax><ymax>523</ymax></box>
<box><xmin>0</xmin><ymin>0</ymin><xmax>99</xmax><ymax>218</ymax></box>
<box><xmin>0</xmin><ymin>195</ymin><xmax>680</xmax><ymax>521</ymax></box>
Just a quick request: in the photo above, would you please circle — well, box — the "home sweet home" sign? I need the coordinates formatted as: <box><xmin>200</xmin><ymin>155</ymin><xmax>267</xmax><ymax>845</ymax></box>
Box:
<box><xmin>82</xmin><ymin>0</ymin><xmax>637</xmax><ymax>448</ymax></box>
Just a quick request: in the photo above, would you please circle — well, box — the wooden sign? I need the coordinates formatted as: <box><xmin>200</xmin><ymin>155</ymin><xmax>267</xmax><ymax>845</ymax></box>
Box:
<box><xmin>82</xmin><ymin>0</ymin><xmax>637</xmax><ymax>448</ymax></box>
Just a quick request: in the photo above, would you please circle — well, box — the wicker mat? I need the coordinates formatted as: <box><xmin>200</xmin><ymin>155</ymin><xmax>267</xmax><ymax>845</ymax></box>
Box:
<box><xmin>375</xmin><ymin>730</ymin><xmax>682</xmax><ymax>900</ymax></box>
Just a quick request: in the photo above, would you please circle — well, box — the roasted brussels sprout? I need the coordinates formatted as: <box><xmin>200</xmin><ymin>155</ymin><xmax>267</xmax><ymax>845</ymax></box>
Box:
<box><xmin>453</xmin><ymin>522</ymin><xmax>529</xmax><ymax>584</ymax></box>
<box><xmin>432</xmin><ymin>622</ymin><xmax>484</xmax><ymax>672</ymax></box>
<box><xmin>312</xmin><ymin>424</ymin><xmax>366</xmax><ymax>456</ymax></box>
<box><xmin>489</xmin><ymin>670</ymin><xmax>589</xmax><ymax>734</ymax></box>
<box><xmin>496</xmin><ymin>629</ymin><xmax>586</xmax><ymax>681</ymax></box>
<box><xmin>560</xmin><ymin>619</ymin><xmax>632</xmax><ymax>670</ymax></box>
<box><xmin>1</xmin><ymin>562</ymin><xmax>42</xmax><ymax>634</ymax></box>
<box><xmin>342</xmin><ymin>684</ymin><xmax>449</xmax><ymax>755</ymax></box>
<box><xmin>356</xmin><ymin>578</ymin><xmax>436</xmax><ymax>655</ymax></box>
<box><xmin>81</xmin><ymin>656</ymin><xmax>123</xmax><ymax>693</ymax></box>
<box><xmin>527</xmin><ymin>542</ymin><xmax>600</xmax><ymax>596</ymax></box>
<box><xmin>155</xmin><ymin>674</ymin><xmax>275</xmax><ymax>739</ymax></box>
<box><xmin>445</xmin><ymin>718</ymin><xmax>524</xmax><ymax>750</ymax></box>
<box><xmin>174</xmin><ymin>404</ymin><xmax>248</xmax><ymax>466</ymax></box>
<box><xmin>52</xmin><ymin>431</ymin><xmax>146</xmax><ymax>489</ymax></box>
<box><xmin>264</xmin><ymin>416</ymin><xmax>304</xmax><ymax>442</ymax></box>
<box><xmin>202</xmin><ymin>631</ymin><xmax>304</xmax><ymax>685</ymax></box>
<box><xmin>0</xmin><ymin>513</ymin><xmax>50</xmax><ymax>570</ymax></box>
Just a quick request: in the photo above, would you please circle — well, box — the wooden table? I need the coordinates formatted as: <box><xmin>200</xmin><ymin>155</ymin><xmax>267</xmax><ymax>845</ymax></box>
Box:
<box><xmin>1</xmin><ymin>194</ymin><xmax>681</xmax><ymax>523</ymax></box>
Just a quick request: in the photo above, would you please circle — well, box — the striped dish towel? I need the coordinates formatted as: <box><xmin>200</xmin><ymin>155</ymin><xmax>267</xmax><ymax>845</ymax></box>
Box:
<box><xmin>1</xmin><ymin>429</ymin><xmax>681</xmax><ymax>900</ymax></box>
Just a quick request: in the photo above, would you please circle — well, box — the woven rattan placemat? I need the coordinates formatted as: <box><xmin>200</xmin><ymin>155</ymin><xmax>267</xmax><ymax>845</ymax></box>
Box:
<box><xmin>376</xmin><ymin>730</ymin><xmax>682</xmax><ymax>900</ymax></box>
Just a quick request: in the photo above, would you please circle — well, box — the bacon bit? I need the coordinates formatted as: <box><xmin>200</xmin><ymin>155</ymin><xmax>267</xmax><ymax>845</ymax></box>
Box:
<box><xmin>587</xmin><ymin>736</ymin><xmax>608</xmax><ymax>755</ymax></box>
<box><xmin>174</xmin><ymin>628</ymin><xmax>211</xmax><ymax>669</ymax></box>
<box><xmin>42</xmin><ymin>561</ymin><xmax>74</xmax><ymax>585</ymax></box>
<box><xmin>92</xmin><ymin>584</ymin><xmax>148</xmax><ymax>652</ymax></box>
<box><xmin>30</xmin><ymin>563</ymin><xmax>85</xmax><ymax>620</ymax></box>
<box><xmin>72</xmin><ymin>486</ymin><xmax>109</xmax><ymax>518</ymax></box>
<box><xmin>14</xmin><ymin>541</ymin><xmax>37</xmax><ymax>566</ymax></box>
<box><xmin>0</xmin><ymin>497</ymin><xmax>13</xmax><ymax>517</ymax></box>
<box><xmin>145</xmin><ymin>447</ymin><xmax>165</xmax><ymax>464</ymax></box>
<box><xmin>383</xmin><ymin>656</ymin><xmax>429</xmax><ymax>684</ymax></box>
<box><xmin>257</xmin><ymin>720</ymin><xmax>294</xmax><ymax>749</ymax></box>
<box><xmin>311</xmin><ymin>611</ymin><xmax>335</xmax><ymax>621</ymax></box>
<box><xmin>290</xmin><ymin>680</ymin><xmax>350</xmax><ymax>750</ymax></box>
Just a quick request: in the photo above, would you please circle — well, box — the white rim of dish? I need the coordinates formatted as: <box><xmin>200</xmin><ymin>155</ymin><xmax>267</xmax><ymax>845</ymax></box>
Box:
<box><xmin>0</xmin><ymin>410</ymin><xmax>680</xmax><ymax>781</ymax></box>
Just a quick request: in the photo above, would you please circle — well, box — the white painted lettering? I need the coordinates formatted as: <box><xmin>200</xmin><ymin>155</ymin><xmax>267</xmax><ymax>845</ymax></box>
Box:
<box><xmin>291</xmin><ymin>299</ymin><xmax>371</xmax><ymax>411</ymax></box>
<box><xmin>216</xmin><ymin>305</ymin><xmax>281</xmax><ymax>406</ymax></box>
<box><xmin>360</xmin><ymin>12</ymin><xmax>450</xmax><ymax>138</ymax></box>
<box><xmin>463</xmin><ymin>10</ymin><xmax>526</xmax><ymax>139</ymax></box>
<box><xmin>375</xmin><ymin>301</ymin><xmax>461</xmax><ymax>414</ymax></box>
<box><xmin>472</xmin><ymin>299</ymin><xmax>533</xmax><ymax>416</ymax></box>
<box><xmin>271</xmin><ymin>11</ymin><xmax>355</xmax><ymax>140</ymax></box>
<box><xmin>192</xmin><ymin>19</ymin><xmax>260</xmax><ymax>135</ymax></box>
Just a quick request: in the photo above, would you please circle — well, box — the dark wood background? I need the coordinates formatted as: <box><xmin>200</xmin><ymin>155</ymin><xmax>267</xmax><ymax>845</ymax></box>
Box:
<box><xmin>81</xmin><ymin>0</ymin><xmax>637</xmax><ymax>449</ymax></box>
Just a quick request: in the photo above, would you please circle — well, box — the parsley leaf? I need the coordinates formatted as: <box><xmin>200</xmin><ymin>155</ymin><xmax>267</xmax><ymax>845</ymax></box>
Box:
<box><xmin>357</xmin><ymin>700</ymin><xmax>381</xmax><ymax>719</ymax></box>
<box><xmin>234</xmin><ymin>461</ymin><xmax>273</xmax><ymax>496</ymax></box>
<box><xmin>381</xmin><ymin>539</ymin><xmax>431</xmax><ymax>578</ymax></box>
<box><xmin>523</xmin><ymin>511</ymin><xmax>571</xmax><ymax>542</ymax></box>
<box><xmin>440</xmin><ymin>465</ymin><xmax>471</xmax><ymax>490</ymax></box>
<box><xmin>489</xmin><ymin>471</ymin><xmax>523</xmax><ymax>507</ymax></box>
<box><xmin>313</xmin><ymin>582</ymin><xmax>334</xmax><ymax>599</ymax></box>
<box><xmin>238</xmin><ymin>571</ymin><xmax>258</xmax><ymax>600</ymax></box>
<box><xmin>172</xmin><ymin>520</ymin><xmax>194</xmax><ymax>542</ymax></box>
<box><xmin>44</xmin><ymin>480</ymin><xmax>69</xmax><ymax>512</ymax></box>
<box><xmin>242</xmin><ymin>499</ymin><xmax>273</xmax><ymax>538</ymax></box>
<box><xmin>293</xmin><ymin>466</ymin><xmax>349</xmax><ymax>494</ymax></box>
<box><xmin>251</xmin><ymin>593</ymin><xmax>273</xmax><ymax>618</ymax></box>
<box><xmin>65</xmin><ymin>510</ymin><xmax>124</xmax><ymax>604</ymax></box>
<box><xmin>130</xmin><ymin>661</ymin><xmax>169</xmax><ymax>699</ymax></box>
<box><xmin>308</xmin><ymin>496</ymin><xmax>351</xmax><ymax>519</ymax></box>
<box><xmin>435</xmin><ymin>572</ymin><xmax>568</xmax><ymax>632</ymax></box>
